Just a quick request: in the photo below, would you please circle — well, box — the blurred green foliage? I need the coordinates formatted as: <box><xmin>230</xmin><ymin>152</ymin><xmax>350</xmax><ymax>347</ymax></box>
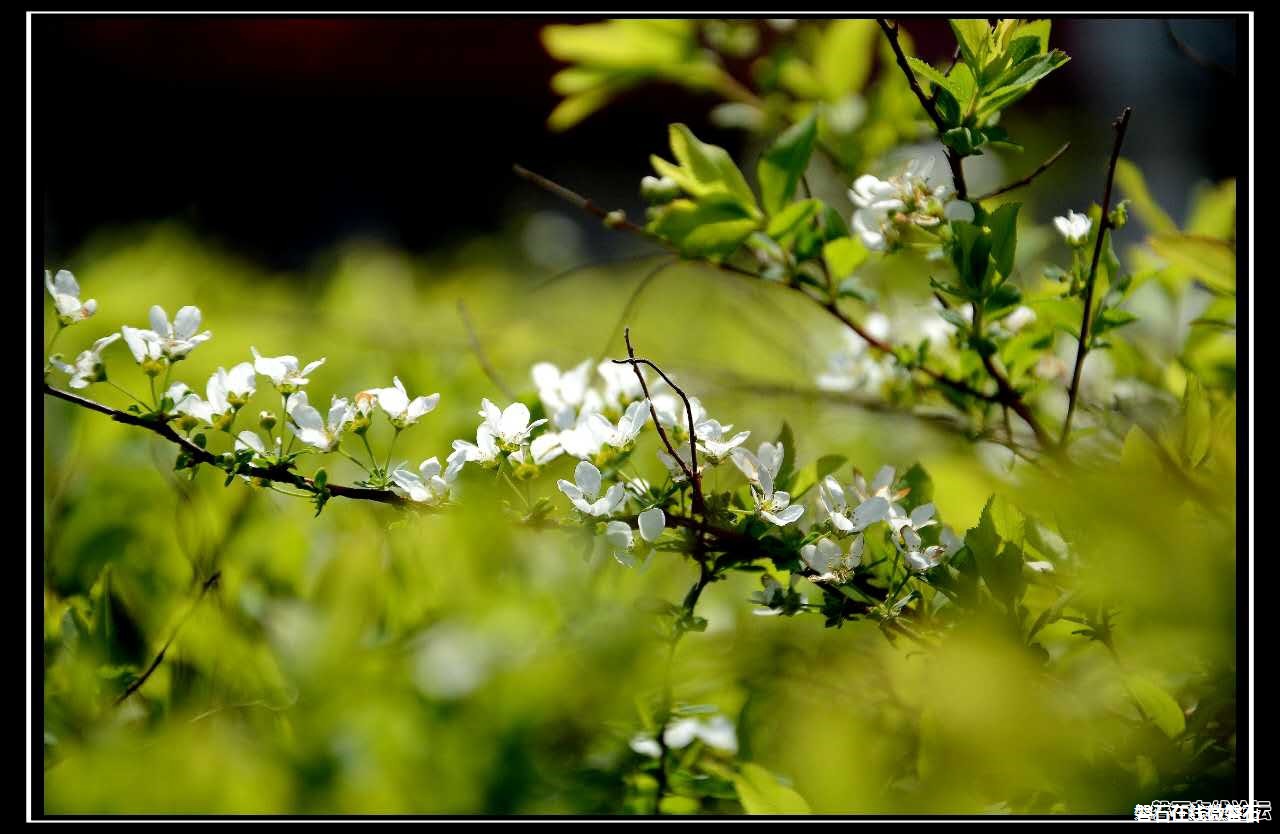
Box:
<box><xmin>43</xmin><ymin>15</ymin><xmax>1237</xmax><ymax>817</ymax></box>
<box><xmin>43</xmin><ymin>218</ymin><xmax>1235</xmax><ymax>814</ymax></box>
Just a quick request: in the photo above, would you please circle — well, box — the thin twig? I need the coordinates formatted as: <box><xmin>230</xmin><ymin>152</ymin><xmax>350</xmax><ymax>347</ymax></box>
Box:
<box><xmin>614</xmin><ymin>329</ymin><xmax>704</xmax><ymax>518</ymax></box>
<box><xmin>457</xmin><ymin>300</ymin><xmax>515</xmax><ymax>401</ymax></box>
<box><xmin>115</xmin><ymin>571</ymin><xmax>222</xmax><ymax>705</ymax></box>
<box><xmin>1061</xmin><ymin>106</ymin><xmax>1134</xmax><ymax>446</ymax></box>
<box><xmin>514</xmin><ymin>165</ymin><xmax>1003</xmax><ymax>407</ymax></box>
<box><xmin>44</xmin><ymin>384</ymin><xmax>408</xmax><ymax>507</ymax></box>
<box><xmin>974</xmin><ymin>142</ymin><xmax>1071</xmax><ymax>201</ymax></box>
<box><xmin>877</xmin><ymin>18</ymin><xmax>967</xmax><ymax>200</ymax></box>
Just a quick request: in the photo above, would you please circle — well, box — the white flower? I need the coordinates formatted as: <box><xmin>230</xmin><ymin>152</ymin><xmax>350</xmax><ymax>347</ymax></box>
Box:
<box><xmin>730</xmin><ymin>442</ymin><xmax>784</xmax><ymax>495</ymax></box>
<box><xmin>629</xmin><ymin>735</ymin><xmax>663</xmax><ymax>759</ymax></box>
<box><xmin>45</xmin><ymin>269</ymin><xmax>97</xmax><ymax>326</ymax></box>
<box><xmin>604</xmin><ymin>508</ymin><xmax>666</xmax><ymax>565</ymax></box>
<box><xmin>121</xmin><ymin>325</ymin><xmax>163</xmax><ymax>365</ymax></box>
<box><xmin>287</xmin><ymin>391</ymin><xmax>352</xmax><ymax>452</ymax></box>
<box><xmin>50</xmin><ymin>334</ymin><xmax>120</xmax><ymax>388</ymax></box>
<box><xmin>891</xmin><ymin>503</ymin><xmax>948</xmax><ymax>572</ymax></box>
<box><xmin>586</xmin><ymin>400</ymin><xmax>649</xmax><ymax>450</ymax></box>
<box><xmin>532</xmin><ymin>360</ymin><xmax>597</xmax><ymax>429</ymax></box>
<box><xmin>695</xmin><ymin>419</ymin><xmax>750</xmax><ymax>464</ymax></box>
<box><xmin>508</xmin><ymin>433</ymin><xmax>565</xmax><ymax>468</ymax></box>
<box><xmin>753</xmin><ymin>487</ymin><xmax>804</xmax><ymax>527</ymax></box>
<box><xmin>234</xmin><ymin>429</ymin><xmax>279</xmax><ymax>464</ymax></box>
<box><xmin>849</xmin><ymin>158</ymin><xmax>956</xmax><ymax>251</ymax></box>
<box><xmin>479</xmin><ymin>398</ymin><xmax>546</xmax><ymax>449</ymax></box>
<box><xmin>596</xmin><ymin>359</ymin><xmax>646</xmax><ymax>411</ymax></box>
<box><xmin>147</xmin><ymin>305</ymin><xmax>212</xmax><ymax>360</ymax></box>
<box><xmin>1003</xmin><ymin>305</ymin><xmax>1037</xmax><ymax>332</ymax></box>
<box><xmin>1053</xmin><ymin>210</ymin><xmax>1092</xmax><ymax>247</ymax></box>
<box><xmin>801</xmin><ymin>534</ymin><xmax>865</xmax><ymax>582</ymax></box>
<box><xmin>391</xmin><ymin>457</ymin><xmax>457</xmax><ymax>506</ymax></box>
<box><xmin>251</xmin><ymin>347</ymin><xmax>325</xmax><ymax>394</ymax></box>
<box><xmin>557</xmin><ymin>460</ymin><xmax>626</xmax><ymax>517</ymax></box>
<box><xmin>735</xmin><ymin>446</ymin><xmax>801</xmax><ymax>527</ymax></box>
<box><xmin>210</xmin><ymin>362</ymin><xmax>257</xmax><ymax>411</ymax></box>
<box><xmin>450</xmin><ymin>424</ymin><xmax>501</xmax><ymax>471</ymax></box>
<box><xmin>817</xmin><ymin>475</ymin><xmax>894</xmax><ymax>533</ymax></box>
<box><xmin>372</xmin><ymin>376</ymin><xmax>440</xmax><ymax>429</ymax></box>
<box><xmin>663</xmin><ymin>715</ymin><xmax>738</xmax><ymax>754</ymax></box>
<box><xmin>629</xmin><ymin>714</ymin><xmax>738</xmax><ymax>758</ymax></box>
<box><xmin>604</xmin><ymin>520</ymin><xmax>637</xmax><ymax>567</ymax></box>
<box><xmin>851</xmin><ymin>465</ymin><xmax>909</xmax><ymax>525</ymax></box>
<box><xmin>652</xmin><ymin>393</ymin><xmax>708</xmax><ymax>440</ymax></box>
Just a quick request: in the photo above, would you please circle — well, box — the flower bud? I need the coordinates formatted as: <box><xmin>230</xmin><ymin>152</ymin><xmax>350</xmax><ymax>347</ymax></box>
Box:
<box><xmin>603</xmin><ymin>210</ymin><xmax>628</xmax><ymax>229</ymax></box>
<box><xmin>640</xmin><ymin>175</ymin><xmax>681</xmax><ymax>205</ymax></box>
<box><xmin>512</xmin><ymin>461</ymin><xmax>540</xmax><ymax>481</ymax></box>
<box><xmin>259</xmin><ymin>411</ymin><xmax>277</xmax><ymax>431</ymax></box>
<box><xmin>141</xmin><ymin>357</ymin><xmax>166</xmax><ymax>378</ymax></box>
<box><xmin>176</xmin><ymin>413</ymin><xmax>200</xmax><ymax>433</ymax></box>
<box><xmin>1108</xmin><ymin>200</ymin><xmax>1130</xmax><ymax>231</ymax></box>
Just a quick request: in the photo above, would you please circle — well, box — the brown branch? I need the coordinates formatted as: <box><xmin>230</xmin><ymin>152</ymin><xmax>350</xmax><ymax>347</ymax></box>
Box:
<box><xmin>973</xmin><ymin>142</ymin><xmax>1071</xmax><ymax>201</ymax></box>
<box><xmin>513</xmin><ymin>165</ymin><xmax>1004</xmax><ymax>407</ymax></box>
<box><xmin>614</xmin><ymin>329</ymin><xmax>705</xmax><ymax>518</ymax></box>
<box><xmin>43</xmin><ymin>384</ymin><xmax>408</xmax><ymax>507</ymax></box>
<box><xmin>877</xmin><ymin>18</ymin><xmax>967</xmax><ymax>200</ymax></box>
<box><xmin>1061</xmin><ymin>106</ymin><xmax>1134</xmax><ymax>446</ymax></box>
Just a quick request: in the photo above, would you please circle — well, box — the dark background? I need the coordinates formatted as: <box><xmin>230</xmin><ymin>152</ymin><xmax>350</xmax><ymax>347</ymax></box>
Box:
<box><xmin>35</xmin><ymin>16</ymin><xmax>1242</xmax><ymax>271</ymax></box>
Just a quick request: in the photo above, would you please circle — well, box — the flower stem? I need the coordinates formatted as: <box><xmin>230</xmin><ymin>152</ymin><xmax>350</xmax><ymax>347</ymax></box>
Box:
<box><xmin>45</xmin><ymin>323</ymin><xmax>64</xmax><ymax>360</ymax></box>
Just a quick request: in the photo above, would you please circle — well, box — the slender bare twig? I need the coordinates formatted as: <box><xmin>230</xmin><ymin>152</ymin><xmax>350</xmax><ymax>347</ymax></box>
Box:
<box><xmin>115</xmin><ymin>570</ymin><xmax>222</xmax><ymax>705</ymax></box>
<box><xmin>974</xmin><ymin>142</ymin><xmax>1071</xmax><ymax>201</ymax></box>
<box><xmin>614</xmin><ymin>328</ymin><xmax>704</xmax><ymax>518</ymax></box>
<box><xmin>457</xmin><ymin>299</ymin><xmax>515</xmax><ymax>401</ymax></box>
<box><xmin>43</xmin><ymin>384</ymin><xmax>408</xmax><ymax>507</ymax></box>
<box><xmin>1061</xmin><ymin>106</ymin><xmax>1134</xmax><ymax>446</ymax></box>
<box><xmin>877</xmin><ymin>18</ymin><xmax>967</xmax><ymax>200</ymax></box>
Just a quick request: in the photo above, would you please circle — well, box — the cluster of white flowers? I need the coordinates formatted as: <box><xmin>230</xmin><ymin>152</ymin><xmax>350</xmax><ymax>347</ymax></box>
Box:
<box><xmin>801</xmin><ymin>464</ymin><xmax>963</xmax><ymax>584</ymax></box>
<box><xmin>44</xmin><ymin>271</ymin><xmax>967</xmax><ymax>587</ymax></box>
<box><xmin>849</xmin><ymin>158</ymin><xmax>974</xmax><ymax>252</ymax></box>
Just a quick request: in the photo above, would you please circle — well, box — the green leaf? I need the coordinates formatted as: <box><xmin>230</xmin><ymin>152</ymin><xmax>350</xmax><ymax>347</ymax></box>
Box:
<box><xmin>1010</xmin><ymin>19</ymin><xmax>1052</xmax><ymax>55</ymax></box>
<box><xmin>1181</xmin><ymin>375</ymin><xmax>1212</xmax><ymax>468</ymax></box>
<box><xmin>986</xmin><ymin>202</ymin><xmax>1020</xmax><ymax>280</ymax></box>
<box><xmin>1186</xmin><ymin>178</ymin><xmax>1236</xmax><ymax>241</ymax></box>
<box><xmin>1124</xmin><ymin>675</ymin><xmax>1186</xmax><ymax>739</ymax></box>
<box><xmin>661</xmin><ymin>123</ymin><xmax>760</xmax><ymax>214</ymax></box>
<box><xmin>822</xmin><ymin>237</ymin><xmax>869</xmax><ymax>280</ymax></box>
<box><xmin>765</xmin><ymin>199</ymin><xmax>820</xmax><ymax>241</ymax></box>
<box><xmin>758</xmin><ymin>114</ymin><xmax>818</xmax><ymax>216</ymax></box>
<box><xmin>898</xmin><ymin>463</ymin><xmax>934</xmax><ymax>511</ymax></box>
<box><xmin>965</xmin><ymin>495</ymin><xmax>1002</xmax><ymax>565</ymax></box>
<box><xmin>648</xmin><ymin>195</ymin><xmax>760</xmax><ymax>258</ymax></box>
<box><xmin>733</xmin><ymin>763</ymin><xmax>811</xmax><ymax>815</ymax></box>
<box><xmin>1113</xmin><ymin>159</ymin><xmax>1178</xmax><ymax>234</ymax></box>
<box><xmin>542</xmin><ymin>19</ymin><xmax>695</xmax><ymax>68</ymax></box>
<box><xmin>1148</xmin><ymin>233</ymin><xmax>1235</xmax><ymax>294</ymax></box>
<box><xmin>813</xmin><ymin>19</ymin><xmax>879</xmax><ymax>99</ymax></box>
<box><xmin>950</xmin><ymin>19</ymin><xmax>992</xmax><ymax>73</ymax></box>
